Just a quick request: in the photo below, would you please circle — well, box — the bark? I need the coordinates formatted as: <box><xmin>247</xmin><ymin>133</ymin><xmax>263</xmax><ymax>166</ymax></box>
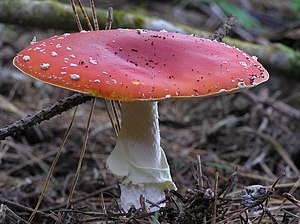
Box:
<box><xmin>1</xmin><ymin>0</ymin><xmax>300</xmax><ymax>76</ymax></box>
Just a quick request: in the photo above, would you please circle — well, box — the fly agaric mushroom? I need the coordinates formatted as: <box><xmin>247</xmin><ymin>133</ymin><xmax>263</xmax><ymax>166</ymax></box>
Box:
<box><xmin>13</xmin><ymin>29</ymin><xmax>269</xmax><ymax>211</ymax></box>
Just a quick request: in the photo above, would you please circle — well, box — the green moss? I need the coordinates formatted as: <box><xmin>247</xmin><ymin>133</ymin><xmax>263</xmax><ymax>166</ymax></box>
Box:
<box><xmin>271</xmin><ymin>44</ymin><xmax>300</xmax><ymax>77</ymax></box>
<box><xmin>112</xmin><ymin>10</ymin><xmax>145</xmax><ymax>29</ymax></box>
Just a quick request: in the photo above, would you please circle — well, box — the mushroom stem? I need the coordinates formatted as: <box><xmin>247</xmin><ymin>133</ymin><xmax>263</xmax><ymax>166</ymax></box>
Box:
<box><xmin>107</xmin><ymin>101</ymin><xmax>176</xmax><ymax>211</ymax></box>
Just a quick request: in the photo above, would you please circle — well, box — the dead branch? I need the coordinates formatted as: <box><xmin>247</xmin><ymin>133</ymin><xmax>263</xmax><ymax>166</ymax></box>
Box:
<box><xmin>0</xmin><ymin>204</ymin><xmax>29</xmax><ymax>224</ymax></box>
<box><xmin>0</xmin><ymin>93</ymin><xmax>92</xmax><ymax>140</ymax></box>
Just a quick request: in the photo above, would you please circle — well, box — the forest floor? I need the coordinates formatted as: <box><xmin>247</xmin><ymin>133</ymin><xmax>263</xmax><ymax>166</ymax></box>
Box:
<box><xmin>0</xmin><ymin>0</ymin><xmax>300</xmax><ymax>223</ymax></box>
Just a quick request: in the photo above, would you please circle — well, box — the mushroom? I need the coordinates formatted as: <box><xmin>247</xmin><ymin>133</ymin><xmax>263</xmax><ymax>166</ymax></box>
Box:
<box><xmin>13</xmin><ymin>29</ymin><xmax>269</xmax><ymax>211</ymax></box>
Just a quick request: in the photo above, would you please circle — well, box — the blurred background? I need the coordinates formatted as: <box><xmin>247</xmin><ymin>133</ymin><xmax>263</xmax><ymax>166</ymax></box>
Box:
<box><xmin>0</xmin><ymin>0</ymin><xmax>300</xmax><ymax>223</ymax></box>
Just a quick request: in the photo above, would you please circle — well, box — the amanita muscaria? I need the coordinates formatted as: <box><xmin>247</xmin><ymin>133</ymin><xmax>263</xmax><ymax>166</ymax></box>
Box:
<box><xmin>13</xmin><ymin>29</ymin><xmax>269</xmax><ymax>210</ymax></box>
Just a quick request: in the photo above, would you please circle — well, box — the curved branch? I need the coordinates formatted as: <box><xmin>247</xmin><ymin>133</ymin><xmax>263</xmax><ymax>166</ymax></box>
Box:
<box><xmin>0</xmin><ymin>93</ymin><xmax>92</xmax><ymax>140</ymax></box>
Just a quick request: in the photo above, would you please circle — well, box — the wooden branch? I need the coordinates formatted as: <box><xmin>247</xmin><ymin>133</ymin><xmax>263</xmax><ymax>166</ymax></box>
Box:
<box><xmin>0</xmin><ymin>204</ymin><xmax>29</xmax><ymax>224</ymax></box>
<box><xmin>0</xmin><ymin>93</ymin><xmax>92</xmax><ymax>140</ymax></box>
<box><xmin>0</xmin><ymin>197</ymin><xmax>55</xmax><ymax>222</ymax></box>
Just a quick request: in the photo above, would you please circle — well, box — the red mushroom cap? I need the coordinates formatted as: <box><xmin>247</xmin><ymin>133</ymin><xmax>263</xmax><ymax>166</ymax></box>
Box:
<box><xmin>13</xmin><ymin>29</ymin><xmax>269</xmax><ymax>101</ymax></box>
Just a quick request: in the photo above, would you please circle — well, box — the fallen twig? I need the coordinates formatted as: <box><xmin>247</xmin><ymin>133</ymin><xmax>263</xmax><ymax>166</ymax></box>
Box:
<box><xmin>0</xmin><ymin>204</ymin><xmax>29</xmax><ymax>224</ymax></box>
<box><xmin>0</xmin><ymin>93</ymin><xmax>92</xmax><ymax>140</ymax></box>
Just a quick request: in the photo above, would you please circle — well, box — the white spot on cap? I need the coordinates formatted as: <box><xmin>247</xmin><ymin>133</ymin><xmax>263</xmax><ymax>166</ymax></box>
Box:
<box><xmin>56</xmin><ymin>44</ymin><xmax>62</xmax><ymax>48</ymax></box>
<box><xmin>61</xmin><ymin>72</ymin><xmax>67</xmax><ymax>75</ymax></box>
<box><xmin>51</xmin><ymin>51</ymin><xmax>58</xmax><ymax>57</ymax></box>
<box><xmin>239</xmin><ymin>61</ymin><xmax>249</xmax><ymax>69</ymax></box>
<box><xmin>70</xmin><ymin>54</ymin><xmax>76</xmax><ymax>58</ymax></box>
<box><xmin>40</xmin><ymin>63</ymin><xmax>50</xmax><ymax>70</ymax></box>
<box><xmin>94</xmin><ymin>79</ymin><xmax>100</xmax><ymax>83</ymax></box>
<box><xmin>252</xmin><ymin>56</ymin><xmax>258</xmax><ymax>61</ymax></box>
<box><xmin>70</xmin><ymin>63</ymin><xmax>78</xmax><ymax>67</ymax></box>
<box><xmin>23</xmin><ymin>55</ymin><xmax>31</xmax><ymax>61</ymax></box>
<box><xmin>89</xmin><ymin>57</ymin><xmax>98</xmax><ymax>65</ymax></box>
<box><xmin>66</xmin><ymin>47</ymin><xmax>72</xmax><ymax>51</ymax></box>
<box><xmin>165</xmin><ymin>94</ymin><xmax>171</xmax><ymax>98</ymax></box>
<box><xmin>70</xmin><ymin>74</ymin><xmax>80</xmax><ymax>80</ymax></box>
<box><xmin>232</xmin><ymin>78</ymin><xmax>244</xmax><ymax>83</ymax></box>
<box><xmin>137</xmin><ymin>29</ymin><xmax>147</xmax><ymax>34</ymax></box>
<box><xmin>237</xmin><ymin>81</ymin><xmax>247</xmax><ymax>89</ymax></box>
<box><xmin>102</xmin><ymin>71</ymin><xmax>108</xmax><ymax>74</ymax></box>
